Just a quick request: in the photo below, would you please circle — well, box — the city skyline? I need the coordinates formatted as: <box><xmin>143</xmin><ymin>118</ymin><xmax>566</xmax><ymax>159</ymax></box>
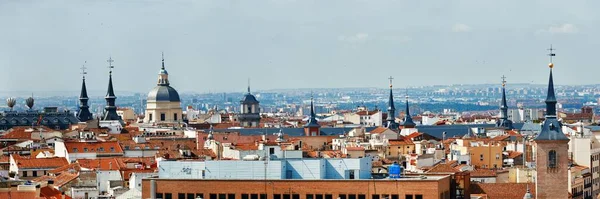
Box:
<box><xmin>2</xmin><ymin>0</ymin><xmax>599</xmax><ymax>93</ymax></box>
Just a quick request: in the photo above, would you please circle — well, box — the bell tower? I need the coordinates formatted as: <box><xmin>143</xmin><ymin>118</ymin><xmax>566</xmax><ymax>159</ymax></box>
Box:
<box><xmin>534</xmin><ymin>45</ymin><xmax>569</xmax><ymax>199</ymax></box>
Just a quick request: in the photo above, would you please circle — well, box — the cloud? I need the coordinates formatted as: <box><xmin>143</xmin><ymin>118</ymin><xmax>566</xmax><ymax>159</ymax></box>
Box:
<box><xmin>548</xmin><ymin>24</ymin><xmax>579</xmax><ymax>34</ymax></box>
<box><xmin>338</xmin><ymin>33</ymin><xmax>369</xmax><ymax>43</ymax></box>
<box><xmin>382</xmin><ymin>35</ymin><xmax>412</xmax><ymax>43</ymax></box>
<box><xmin>452</xmin><ymin>23</ymin><xmax>472</xmax><ymax>33</ymax></box>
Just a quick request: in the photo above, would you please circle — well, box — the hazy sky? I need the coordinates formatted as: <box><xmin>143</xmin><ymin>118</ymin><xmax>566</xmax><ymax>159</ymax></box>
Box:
<box><xmin>1</xmin><ymin>0</ymin><xmax>599</xmax><ymax>95</ymax></box>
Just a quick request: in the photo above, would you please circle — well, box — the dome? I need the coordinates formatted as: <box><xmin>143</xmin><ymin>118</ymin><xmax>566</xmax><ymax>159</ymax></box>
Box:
<box><xmin>147</xmin><ymin>85</ymin><xmax>180</xmax><ymax>102</ymax></box>
<box><xmin>241</xmin><ymin>93</ymin><xmax>259</xmax><ymax>104</ymax></box>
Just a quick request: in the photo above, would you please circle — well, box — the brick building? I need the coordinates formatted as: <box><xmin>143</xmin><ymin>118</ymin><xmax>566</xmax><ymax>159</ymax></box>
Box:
<box><xmin>142</xmin><ymin>175</ymin><xmax>452</xmax><ymax>199</ymax></box>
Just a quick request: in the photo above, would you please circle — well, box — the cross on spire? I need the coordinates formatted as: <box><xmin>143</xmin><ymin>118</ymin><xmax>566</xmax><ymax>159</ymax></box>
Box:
<box><xmin>161</xmin><ymin>52</ymin><xmax>165</xmax><ymax>69</ymax></box>
<box><xmin>80</xmin><ymin>61</ymin><xmax>88</xmax><ymax>79</ymax></box>
<box><xmin>501</xmin><ymin>75</ymin><xmax>506</xmax><ymax>87</ymax></box>
<box><xmin>388</xmin><ymin>76</ymin><xmax>394</xmax><ymax>88</ymax></box>
<box><xmin>107</xmin><ymin>56</ymin><xmax>115</xmax><ymax>74</ymax></box>
<box><xmin>547</xmin><ymin>45</ymin><xmax>556</xmax><ymax>63</ymax></box>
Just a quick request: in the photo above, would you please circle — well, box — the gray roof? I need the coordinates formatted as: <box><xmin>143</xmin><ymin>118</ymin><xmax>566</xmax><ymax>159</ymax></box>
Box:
<box><xmin>241</xmin><ymin>93</ymin><xmax>259</xmax><ymax>104</ymax></box>
<box><xmin>147</xmin><ymin>85</ymin><xmax>181</xmax><ymax>102</ymax></box>
<box><xmin>0</xmin><ymin>110</ymin><xmax>79</xmax><ymax>130</ymax></box>
<box><xmin>207</xmin><ymin>127</ymin><xmax>377</xmax><ymax>137</ymax></box>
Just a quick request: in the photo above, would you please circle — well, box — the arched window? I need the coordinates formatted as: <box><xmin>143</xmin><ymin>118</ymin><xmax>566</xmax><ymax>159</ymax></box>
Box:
<box><xmin>548</xmin><ymin>150</ymin><xmax>557</xmax><ymax>168</ymax></box>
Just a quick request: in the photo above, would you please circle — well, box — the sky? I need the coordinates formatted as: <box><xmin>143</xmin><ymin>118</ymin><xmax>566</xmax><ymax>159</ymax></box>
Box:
<box><xmin>1</xmin><ymin>0</ymin><xmax>599</xmax><ymax>95</ymax></box>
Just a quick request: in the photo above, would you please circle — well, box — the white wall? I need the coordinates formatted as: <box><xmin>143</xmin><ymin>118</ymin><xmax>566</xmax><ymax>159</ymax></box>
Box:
<box><xmin>97</xmin><ymin>170</ymin><xmax>122</xmax><ymax>194</ymax></box>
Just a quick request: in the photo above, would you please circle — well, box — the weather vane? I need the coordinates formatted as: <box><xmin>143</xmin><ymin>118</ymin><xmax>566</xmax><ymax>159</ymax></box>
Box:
<box><xmin>547</xmin><ymin>45</ymin><xmax>556</xmax><ymax>63</ymax></box>
<box><xmin>80</xmin><ymin>61</ymin><xmax>88</xmax><ymax>79</ymax></box>
<box><xmin>107</xmin><ymin>56</ymin><xmax>115</xmax><ymax>73</ymax></box>
<box><xmin>388</xmin><ymin>76</ymin><xmax>394</xmax><ymax>88</ymax></box>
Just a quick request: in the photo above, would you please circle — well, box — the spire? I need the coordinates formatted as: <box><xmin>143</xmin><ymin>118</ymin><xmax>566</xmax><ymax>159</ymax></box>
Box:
<box><xmin>157</xmin><ymin>53</ymin><xmax>170</xmax><ymax>86</ymax></box>
<box><xmin>401</xmin><ymin>91</ymin><xmax>416</xmax><ymax>128</ymax></box>
<box><xmin>102</xmin><ymin>56</ymin><xmax>121</xmax><ymax>122</ymax></box>
<box><xmin>305</xmin><ymin>94</ymin><xmax>320</xmax><ymax>127</ymax></box>
<box><xmin>77</xmin><ymin>62</ymin><xmax>93</xmax><ymax>122</ymax></box>
<box><xmin>534</xmin><ymin>45</ymin><xmax>568</xmax><ymax>141</ymax></box>
<box><xmin>386</xmin><ymin>76</ymin><xmax>399</xmax><ymax>129</ymax></box>
<box><xmin>161</xmin><ymin>52</ymin><xmax>165</xmax><ymax>70</ymax></box>
<box><xmin>497</xmin><ymin>75</ymin><xmax>514</xmax><ymax>129</ymax></box>
<box><xmin>247</xmin><ymin>78</ymin><xmax>251</xmax><ymax>93</ymax></box>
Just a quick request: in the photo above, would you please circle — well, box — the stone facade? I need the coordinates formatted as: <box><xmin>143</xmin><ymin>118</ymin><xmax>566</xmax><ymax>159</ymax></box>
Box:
<box><xmin>535</xmin><ymin>140</ymin><xmax>569</xmax><ymax>199</ymax></box>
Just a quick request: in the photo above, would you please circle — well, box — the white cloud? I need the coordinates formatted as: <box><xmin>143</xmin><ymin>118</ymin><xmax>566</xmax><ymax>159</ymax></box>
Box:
<box><xmin>548</xmin><ymin>24</ymin><xmax>578</xmax><ymax>34</ymax></box>
<box><xmin>452</xmin><ymin>23</ymin><xmax>472</xmax><ymax>33</ymax></box>
<box><xmin>382</xmin><ymin>35</ymin><xmax>412</xmax><ymax>43</ymax></box>
<box><xmin>338</xmin><ymin>33</ymin><xmax>369</xmax><ymax>43</ymax></box>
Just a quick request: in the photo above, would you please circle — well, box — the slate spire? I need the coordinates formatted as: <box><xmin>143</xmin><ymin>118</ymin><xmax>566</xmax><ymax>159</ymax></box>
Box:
<box><xmin>386</xmin><ymin>76</ymin><xmax>399</xmax><ymax>129</ymax></box>
<box><xmin>77</xmin><ymin>62</ymin><xmax>93</xmax><ymax>122</ymax></box>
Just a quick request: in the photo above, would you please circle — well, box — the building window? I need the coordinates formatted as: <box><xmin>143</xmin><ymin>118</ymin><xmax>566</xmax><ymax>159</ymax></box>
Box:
<box><xmin>405</xmin><ymin>195</ymin><xmax>413</xmax><ymax>199</ymax></box>
<box><xmin>496</xmin><ymin>154</ymin><xmax>500</xmax><ymax>160</ymax></box>
<box><xmin>372</xmin><ymin>195</ymin><xmax>380</xmax><ymax>199</ymax></box>
<box><xmin>269</xmin><ymin>148</ymin><xmax>275</xmax><ymax>155</ymax></box>
<box><xmin>165</xmin><ymin>193</ymin><xmax>172</xmax><ymax>199</ymax></box>
<box><xmin>32</xmin><ymin>171</ymin><xmax>37</xmax><ymax>177</ymax></box>
<box><xmin>161</xmin><ymin>113</ymin><xmax>166</xmax><ymax>121</ymax></box>
<box><xmin>274</xmin><ymin>194</ymin><xmax>281</xmax><ymax>199</ymax></box>
<box><xmin>149</xmin><ymin>114</ymin><xmax>153</xmax><ymax>121</ymax></box>
<box><xmin>306</xmin><ymin>195</ymin><xmax>313</xmax><ymax>199</ymax></box>
<box><xmin>110</xmin><ymin>147</ymin><xmax>115</xmax><ymax>152</ymax></box>
<box><xmin>340</xmin><ymin>195</ymin><xmax>347</xmax><ymax>199</ymax></box>
<box><xmin>325</xmin><ymin>194</ymin><xmax>332</xmax><ymax>199</ymax></box>
<box><xmin>260</xmin><ymin>194</ymin><xmax>267</xmax><ymax>199</ymax></box>
<box><xmin>179</xmin><ymin>193</ymin><xmax>185</xmax><ymax>199</ymax></box>
<box><xmin>242</xmin><ymin>194</ymin><xmax>249</xmax><ymax>199</ymax></box>
<box><xmin>22</xmin><ymin>171</ymin><xmax>27</xmax><ymax>177</ymax></box>
<box><xmin>348</xmin><ymin>194</ymin><xmax>356</xmax><ymax>199</ymax></box>
<box><xmin>188</xmin><ymin>193</ymin><xmax>196</xmax><ymax>199</ymax></box>
<box><xmin>251</xmin><ymin>194</ymin><xmax>258</xmax><ymax>199</ymax></box>
<box><xmin>210</xmin><ymin>194</ymin><xmax>217</xmax><ymax>199</ymax></box>
<box><xmin>358</xmin><ymin>195</ymin><xmax>365</xmax><ymax>199</ymax></box>
<box><xmin>229</xmin><ymin>194</ymin><xmax>235</xmax><ymax>199</ymax></box>
<box><xmin>391</xmin><ymin>195</ymin><xmax>398</xmax><ymax>199</ymax></box>
<box><xmin>315</xmin><ymin>195</ymin><xmax>323</xmax><ymax>199</ymax></box>
<box><xmin>99</xmin><ymin>147</ymin><xmax>104</xmax><ymax>152</ymax></box>
<box><xmin>174</xmin><ymin>113</ymin><xmax>178</xmax><ymax>121</ymax></box>
<box><xmin>415</xmin><ymin>195</ymin><xmax>422</xmax><ymax>199</ymax></box>
<box><xmin>480</xmin><ymin>154</ymin><xmax>484</xmax><ymax>161</ymax></box>
<box><xmin>549</xmin><ymin>150</ymin><xmax>557</xmax><ymax>168</ymax></box>
<box><xmin>156</xmin><ymin>193</ymin><xmax>163</xmax><ymax>199</ymax></box>
<box><xmin>283</xmin><ymin>194</ymin><xmax>290</xmax><ymax>199</ymax></box>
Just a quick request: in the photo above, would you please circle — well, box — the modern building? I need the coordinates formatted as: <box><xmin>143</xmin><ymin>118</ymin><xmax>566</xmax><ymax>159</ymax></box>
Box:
<box><xmin>144</xmin><ymin>54</ymin><xmax>183</xmax><ymax>124</ymax></box>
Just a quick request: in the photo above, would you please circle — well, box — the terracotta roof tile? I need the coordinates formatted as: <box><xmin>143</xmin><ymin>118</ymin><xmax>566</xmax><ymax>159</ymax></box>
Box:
<box><xmin>470</xmin><ymin>183</ymin><xmax>535</xmax><ymax>199</ymax></box>
<box><xmin>14</xmin><ymin>156</ymin><xmax>68</xmax><ymax>169</ymax></box>
<box><xmin>369</xmin><ymin>127</ymin><xmax>389</xmax><ymax>134</ymax></box>
<box><xmin>64</xmin><ymin>141</ymin><xmax>123</xmax><ymax>154</ymax></box>
<box><xmin>426</xmin><ymin>162</ymin><xmax>459</xmax><ymax>173</ymax></box>
<box><xmin>470</xmin><ymin>169</ymin><xmax>497</xmax><ymax>177</ymax></box>
<box><xmin>77</xmin><ymin>158</ymin><xmax>121</xmax><ymax>170</ymax></box>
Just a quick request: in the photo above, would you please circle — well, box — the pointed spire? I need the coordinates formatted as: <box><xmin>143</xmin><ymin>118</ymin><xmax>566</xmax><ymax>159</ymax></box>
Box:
<box><xmin>535</xmin><ymin>45</ymin><xmax>568</xmax><ymax>141</ymax></box>
<box><xmin>102</xmin><ymin>56</ymin><xmax>121</xmax><ymax>122</ymax></box>
<box><xmin>305</xmin><ymin>94</ymin><xmax>320</xmax><ymax>127</ymax></box>
<box><xmin>386</xmin><ymin>76</ymin><xmax>399</xmax><ymax>129</ymax></box>
<box><xmin>77</xmin><ymin>61</ymin><xmax>92</xmax><ymax>122</ymax></box>
<box><xmin>247</xmin><ymin>78</ymin><xmax>251</xmax><ymax>93</ymax></box>
<box><xmin>497</xmin><ymin>75</ymin><xmax>513</xmax><ymax>129</ymax></box>
<box><xmin>401</xmin><ymin>91</ymin><xmax>416</xmax><ymax>128</ymax></box>
<box><xmin>161</xmin><ymin>52</ymin><xmax>165</xmax><ymax>70</ymax></box>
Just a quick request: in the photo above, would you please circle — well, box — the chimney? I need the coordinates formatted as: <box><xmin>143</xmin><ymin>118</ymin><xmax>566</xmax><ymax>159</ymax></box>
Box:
<box><xmin>109</xmin><ymin>162</ymin><xmax>112</xmax><ymax>170</ymax></box>
<box><xmin>150</xmin><ymin>179</ymin><xmax>156</xmax><ymax>199</ymax></box>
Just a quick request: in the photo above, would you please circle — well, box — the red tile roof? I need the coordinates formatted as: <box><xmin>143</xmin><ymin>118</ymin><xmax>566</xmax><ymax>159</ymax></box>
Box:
<box><xmin>14</xmin><ymin>156</ymin><xmax>68</xmax><ymax>169</ymax></box>
<box><xmin>77</xmin><ymin>158</ymin><xmax>121</xmax><ymax>170</ymax></box>
<box><xmin>33</xmin><ymin>172</ymin><xmax>79</xmax><ymax>187</ymax></box>
<box><xmin>426</xmin><ymin>162</ymin><xmax>459</xmax><ymax>173</ymax></box>
<box><xmin>507</xmin><ymin>151</ymin><xmax>523</xmax><ymax>159</ymax></box>
<box><xmin>405</xmin><ymin>132</ymin><xmax>423</xmax><ymax>140</ymax></box>
<box><xmin>470</xmin><ymin>169</ymin><xmax>497</xmax><ymax>177</ymax></box>
<box><xmin>64</xmin><ymin>141</ymin><xmax>123</xmax><ymax>154</ymax></box>
<box><xmin>370</xmin><ymin>127</ymin><xmax>389</xmax><ymax>134</ymax></box>
<box><xmin>470</xmin><ymin>183</ymin><xmax>535</xmax><ymax>199</ymax></box>
<box><xmin>40</xmin><ymin>186</ymin><xmax>63</xmax><ymax>199</ymax></box>
<box><xmin>345</xmin><ymin>147</ymin><xmax>365</xmax><ymax>151</ymax></box>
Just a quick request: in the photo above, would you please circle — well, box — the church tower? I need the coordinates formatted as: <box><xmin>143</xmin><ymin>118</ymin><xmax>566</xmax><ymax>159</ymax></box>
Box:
<box><xmin>238</xmin><ymin>80</ymin><xmax>260</xmax><ymax>127</ymax></box>
<box><xmin>385</xmin><ymin>76</ymin><xmax>399</xmax><ymax>130</ymax></box>
<box><xmin>534</xmin><ymin>46</ymin><xmax>569</xmax><ymax>199</ymax></box>
<box><xmin>304</xmin><ymin>96</ymin><xmax>320</xmax><ymax>136</ymax></box>
<box><xmin>496</xmin><ymin>76</ymin><xmax>514</xmax><ymax>129</ymax></box>
<box><xmin>76</xmin><ymin>62</ymin><xmax>93</xmax><ymax>122</ymax></box>
<box><xmin>102</xmin><ymin>57</ymin><xmax>122</xmax><ymax>122</ymax></box>
<box><xmin>144</xmin><ymin>53</ymin><xmax>182</xmax><ymax>124</ymax></box>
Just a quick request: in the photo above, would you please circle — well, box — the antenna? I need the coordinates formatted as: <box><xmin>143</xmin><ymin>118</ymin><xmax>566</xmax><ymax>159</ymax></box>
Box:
<box><xmin>107</xmin><ymin>56</ymin><xmax>115</xmax><ymax>74</ymax></box>
<box><xmin>547</xmin><ymin>45</ymin><xmax>556</xmax><ymax>63</ymax></box>
<box><xmin>80</xmin><ymin>61</ymin><xmax>88</xmax><ymax>80</ymax></box>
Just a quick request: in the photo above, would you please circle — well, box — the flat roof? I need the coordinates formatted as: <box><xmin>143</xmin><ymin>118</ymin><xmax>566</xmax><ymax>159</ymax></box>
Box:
<box><xmin>145</xmin><ymin>175</ymin><xmax>450</xmax><ymax>182</ymax></box>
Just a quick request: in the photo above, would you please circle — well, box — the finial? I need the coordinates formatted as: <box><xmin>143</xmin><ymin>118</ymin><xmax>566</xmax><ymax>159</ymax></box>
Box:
<box><xmin>80</xmin><ymin>61</ymin><xmax>88</xmax><ymax>80</ymax></box>
<box><xmin>405</xmin><ymin>88</ymin><xmax>409</xmax><ymax>100</ymax></box>
<box><xmin>501</xmin><ymin>75</ymin><xmax>506</xmax><ymax>87</ymax></box>
<box><xmin>107</xmin><ymin>56</ymin><xmax>115</xmax><ymax>74</ymax></box>
<box><xmin>161</xmin><ymin>52</ymin><xmax>165</xmax><ymax>69</ymax></box>
<box><xmin>247</xmin><ymin>78</ymin><xmax>251</xmax><ymax>93</ymax></box>
<box><xmin>388</xmin><ymin>76</ymin><xmax>394</xmax><ymax>88</ymax></box>
<box><xmin>547</xmin><ymin>45</ymin><xmax>556</xmax><ymax>68</ymax></box>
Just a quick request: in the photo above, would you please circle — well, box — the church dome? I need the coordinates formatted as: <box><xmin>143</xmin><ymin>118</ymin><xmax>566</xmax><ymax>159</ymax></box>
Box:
<box><xmin>147</xmin><ymin>85</ymin><xmax>180</xmax><ymax>102</ymax></box>
<box><xmin>241</xmin><ymin>93</ymin><xmax>259</xmax><ymax>104</ymax></box>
